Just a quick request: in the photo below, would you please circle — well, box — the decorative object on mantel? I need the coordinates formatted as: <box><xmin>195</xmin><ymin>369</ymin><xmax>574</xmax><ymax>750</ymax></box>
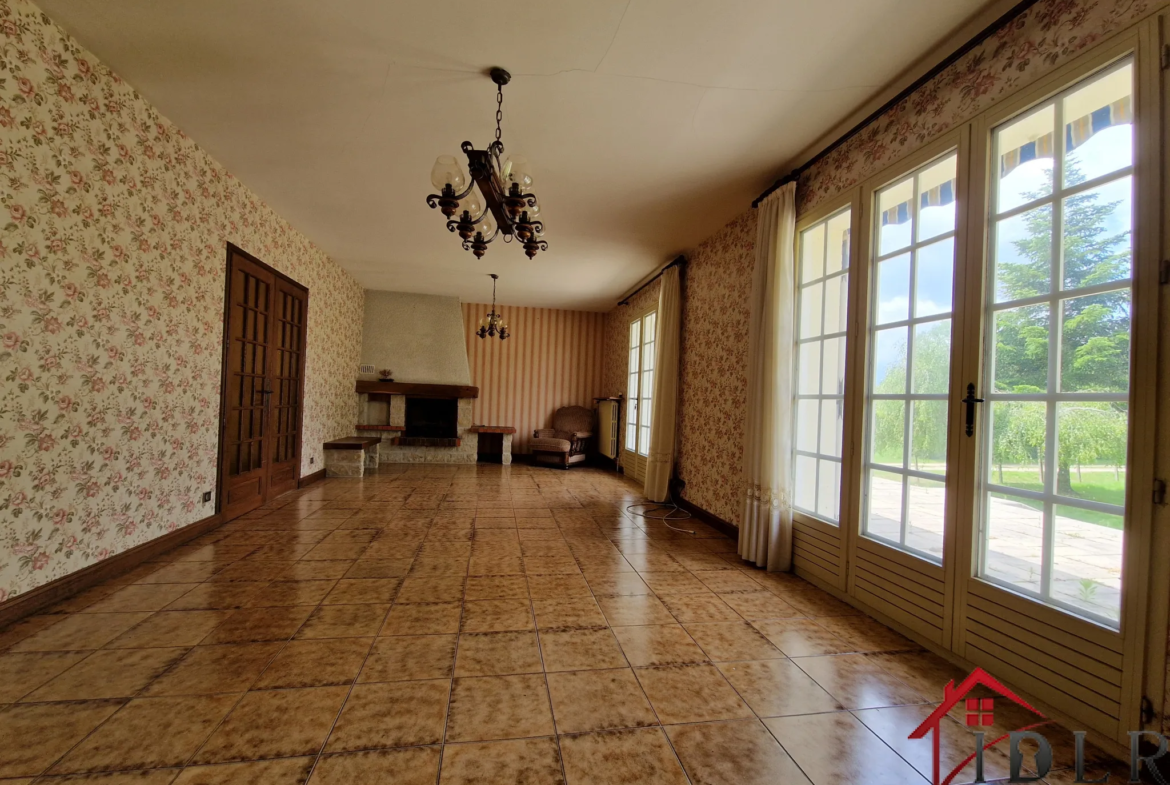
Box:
<box><xmin>377</xmin><ymin>368</ymin><xmax>394</xmax><ymax>382</ymax></box>
<box><xmin>476</xmin><ymin>274</ymin><xmax>509</xmax><ymax>340</ymax></box>
<box><xmin>425</xmin><ymin>67</ymin><xmax>547</xmax><ymax>259</ymax></box>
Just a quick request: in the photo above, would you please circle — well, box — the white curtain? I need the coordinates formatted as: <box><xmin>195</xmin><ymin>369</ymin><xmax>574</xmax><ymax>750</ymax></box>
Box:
<box><xmin>739</xmin><ymin>183</ymin><xmax>797</xmax><ymax>571</ymax></box>
<box><xmin>645</xmin><ymin>265</ymin><xmax>681</xmax><ymax>503</ymax></box>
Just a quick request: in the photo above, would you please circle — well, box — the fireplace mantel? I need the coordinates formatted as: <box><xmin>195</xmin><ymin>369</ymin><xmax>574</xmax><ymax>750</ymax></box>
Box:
<box><xmin>355</xmin><ymin>381</ymin><xmax>479</xmax><ymax>399</ymax></box>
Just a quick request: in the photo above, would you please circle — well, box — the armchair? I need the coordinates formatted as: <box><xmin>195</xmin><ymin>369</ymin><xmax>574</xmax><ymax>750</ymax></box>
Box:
<box><xmin>530</xmin><ymin>406</ymin><xmax>594</xmax><ymax>469</ymax></box>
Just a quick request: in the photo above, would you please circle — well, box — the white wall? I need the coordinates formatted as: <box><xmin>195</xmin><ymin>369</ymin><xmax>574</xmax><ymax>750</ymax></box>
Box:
<box><xmin>361</xmin><ymin>291</ymin><xmax>471</xmax><ymax>386</ymax></box>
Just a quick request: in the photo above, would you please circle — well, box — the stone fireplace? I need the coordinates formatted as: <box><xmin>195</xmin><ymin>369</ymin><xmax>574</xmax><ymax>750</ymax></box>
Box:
<box><xmin>356</xmin><ymin>382</ymin><xmax>477</xmax><ymax>464</ymax></box>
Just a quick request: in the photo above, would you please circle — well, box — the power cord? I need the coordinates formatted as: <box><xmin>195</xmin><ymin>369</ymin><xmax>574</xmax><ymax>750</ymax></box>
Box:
<box><xmin>626</xmin><ymin>488</ymin><xmax>695</xmax><ymax>535</ymax></box>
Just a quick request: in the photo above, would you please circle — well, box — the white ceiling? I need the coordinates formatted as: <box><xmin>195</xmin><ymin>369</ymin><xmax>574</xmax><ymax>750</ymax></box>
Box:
<box><xmin>41</xmin><ymin>0</ymin><xmax>990</xmax><ymax>310</ymax></box>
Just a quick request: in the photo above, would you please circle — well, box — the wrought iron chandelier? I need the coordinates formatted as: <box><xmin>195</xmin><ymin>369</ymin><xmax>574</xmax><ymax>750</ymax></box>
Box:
<box><xmin>426</xmin><ymin>67</ymin><xmax>547</xmax><ymax>260</ymax></box>
<box><xmin>477</xmin><ymin>274</ymin><xmax>509</xmax><ymax>340</ymax></box>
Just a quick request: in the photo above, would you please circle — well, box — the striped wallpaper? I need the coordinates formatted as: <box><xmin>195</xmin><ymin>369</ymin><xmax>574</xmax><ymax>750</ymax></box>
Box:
<box><xmin>461</xmin><ymin>302</ymin><xmax>607</xmax><ymax>454</ymax></box>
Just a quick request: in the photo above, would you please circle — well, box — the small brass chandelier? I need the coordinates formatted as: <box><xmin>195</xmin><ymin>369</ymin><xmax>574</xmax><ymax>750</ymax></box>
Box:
<box><xmin>477</xmin><ymin>274</ymin><xmax>509</xmax><ymax>340</ymax></box>
<box><xmin>426</xmin><ymin>67</ymin><xmax>547</xmax><ymax>260</ymax></box>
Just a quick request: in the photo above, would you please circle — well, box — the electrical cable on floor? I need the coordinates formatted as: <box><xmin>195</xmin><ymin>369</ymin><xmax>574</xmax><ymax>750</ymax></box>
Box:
<box><xmin>626</xmin><ymin>489</ymin><xmax>696</xmax><ymax>535</ymax></box>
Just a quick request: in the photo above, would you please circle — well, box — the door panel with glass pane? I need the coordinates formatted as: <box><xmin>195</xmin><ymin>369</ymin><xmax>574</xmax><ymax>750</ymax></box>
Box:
<box><xmin>624</xmin><ymin>311</ymin><xmax>656</xmax><ymax>482</ymax></box>
<box><xmin>978</xmin><ymin>60</ymin><xmax>1133</xmax><ymax>627</ymax></box>
<box><xmin>862</xmin><ymin>153</ymin><xmax>959</xmax><ymax>564</ymax></box>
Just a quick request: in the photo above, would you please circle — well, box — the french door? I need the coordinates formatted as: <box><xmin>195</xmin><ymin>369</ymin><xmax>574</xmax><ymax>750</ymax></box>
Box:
<box><xmin>218</xmin><ymin>246</ymin><xmax>308</xmax><ymax>520</ymax></box>
<box><xmin>791</xmin><ymin>32</ymin><xmax>1164</xmax><ymax>747</ymax></box>
<box><xmin>624</xmin><ymin>310</ymin><xmax>656</xmax><ymax>483</ymax></box>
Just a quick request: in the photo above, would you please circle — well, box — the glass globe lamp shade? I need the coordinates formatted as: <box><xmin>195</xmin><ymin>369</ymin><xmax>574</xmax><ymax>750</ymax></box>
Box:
<box><xmin>431</xmin><ymin>155</ymin><xmax>466</xmax><ymax>191</ymax></box>
<box><xmin>462</xmin><ymin>188</ymin><xmax>484</xmax><ymax>220</ymax></box>
<box><xmin>476</xmin><ymin>209</ymin><xmax>497</xmax><ymax>236</ymax></box>
<box><xmin>505</xmin><ymin>155</ymin><xmax>534</xmax><ymax>192</ymax></box>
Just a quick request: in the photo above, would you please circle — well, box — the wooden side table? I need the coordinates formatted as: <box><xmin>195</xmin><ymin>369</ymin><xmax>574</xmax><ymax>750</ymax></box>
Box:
<box><xmin>469</xmin><ymin>426</ymin><xmax>517</xmax><ymax>464</ymax></box>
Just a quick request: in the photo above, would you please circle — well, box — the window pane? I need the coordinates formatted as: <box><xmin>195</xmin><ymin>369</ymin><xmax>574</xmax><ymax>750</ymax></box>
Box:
<box><xmin>911</xmin><ymin>320</ymin><xmax>951</xmax><ymax>395</ymax></box>
<box><xmin>987</xmin><ymin>401</ymin><xmax>1047</xmax><ymax>490</ymax></box>
<box><xmin>794</xmin><ymin>455</ymin><xmax>817</xmax><ymax>512</ymax></box>
<box><xmin>630</xmin><ymin>320</ymin><xmax>640</xmax><ymax>347</ymax></box>
<box><xmin>800</xmin><ymin>223</ymin><xmax>826</xmax><ymax>283</ymax></box>
<box><xmin>875</xmin><ymin>254</ymin><xmax>910</xmax><ymax>325</ymax></box>
<box><xmin>797</xmin><ymin>342</ymin><xmax>821</xmax><ymax>396</ymax></box>
<box><xmin>817</xmin><ymin>460</ymin><xmax>841</xmax><ymax>521</ymax></box>
<box><xmin>1056</xmin><ymin>402</ymin><xmax>1128</xmax><ymax>500</ymax></box>
<box><xmin>983</xmin><ymin>492</ymin><xmax>1045</xmax><ymax>594</ymax></box>
<box><xmin>873</xmin><ymin>327</ymin><xmax>908</xmax><ymax>394</ymax></box>
<box><xmin>994</xmin><ymin>204</ymin><xmax>1052</xmax><ymax>303</ymax></box>
<box><xmin>1062</xmin><ymin>63</ymin><xmax>1132</xmax><ymax>186</ymax></box>
<box><xmin>867</xmin><ymin>470</ymin><xmax>904</xmax><ymax>542</ymax></box>
<box><xmin>800</xmin><ymin>283</ymin><xmax>823</xmax><ymax>338</ymax></box>
<box><xmin>796</xmin><ymin>400</ymin><xmax>819</xmax><ymax>452</ymax></box>
<box><xmin>916</xmin><ymin>155</ymin><xmax>957</xmax><ymax>242</ymax></box>
<box><xmin>821</xmin><ymin>336</ymin><xmax>845</xmax><ymax>395</ymax></box>
<box><xmin>915</xmin><ymin>239</ymin><xmax>954</xmax><ymax>317</ymax></box>
<box><xmin>907</xmin><ymin>479</ymin><xmax>946</xmax><ymax>560</ymax></box>
<box><xmin>910</xmin><ymin>400</ymin><xmax>948</xmax><ymax>471</ymax></box>
<box><xmin>995</xmin><ymin>104</ymin><xmax>1055</xmax><ymax>214</ymax></box>
<box><xmin>1052</xmin><ymin>506</ymin><xmax>1122</xmax><ymax>622</ymax></box>
<box><xmin>878</xmin><ymin>177</ymin><xmax>914</xmax><ymax>256</ymax></box>
<box><xmin>826</xmin><ymin>210</ymin><xmax>851</xmax><ymax>273</ymax></box>
<box><xmin>1061</xmin><ymin>177</ymin><xmax>1132</xmax><ymax>291</ymax></box>
<box><xmin>1059</xmin><ymin>291</ymin><xmax>1130</xmax><ymax>393</ymax></box>
<box><xmin>992</xmin><ymin>305</ymin><xmax>1049</xmax><ymax>392</ymax></box>
<box><xmin>819</xmin><ymin>400</ymin><xmax>843</xmax><ymax>458</ymax></box>
<box><xmin>643</xmin><ymin>313</ymin><xmax>656</xmax><ymax>341</ymax></box>
<box><xmin>871</xmin><ymin>400</ymin><xmax>905</xmax><ymax>465</ymax></box>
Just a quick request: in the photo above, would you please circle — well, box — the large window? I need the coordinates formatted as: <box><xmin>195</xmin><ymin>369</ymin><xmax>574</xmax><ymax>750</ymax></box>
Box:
<box><xmin>862</xmin><ymin>152</ymin><xmax>959</xmax><ymax>562</ymax></box>
<box><xmin>626</xmin><ymin>311</ymin><xmax>656</xmax><ymax>457</ymax></box>
<box><xmin>979</xmin><ymin>60</ymin><xmax>1133</xmax><ymax>625</ymax></box>
<box><xmin>794</xmin><ymin>207</ymin><xmax>852</xmax><ymax>524</ymax></box>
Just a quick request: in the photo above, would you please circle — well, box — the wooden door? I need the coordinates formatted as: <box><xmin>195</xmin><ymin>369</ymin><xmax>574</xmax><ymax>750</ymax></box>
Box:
<box><xmin>219</xmin><ymin>247</ymin><xmax>307</xmax><ymax>520</ymax></box>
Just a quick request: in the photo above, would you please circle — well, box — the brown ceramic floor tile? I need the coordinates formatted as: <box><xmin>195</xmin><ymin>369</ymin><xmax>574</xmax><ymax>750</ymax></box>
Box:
<box><xmin>0</xmin><ymin>615</ymin><xmax>62</xmax><ymax>652</ymax></box>
<box><xmin>583</xmin><ymin>573</ymin><xmax>651</xmax><ymax>596</ymax></box>
<box><xmin>438</xmin><ymin>737</ymin><xmax>564</xmax><ymax>785</ymax></box>
<box><xmin>464</xmin><ymin>575</ymin><xmax>530</xmax><ymax>600</ymax></box>
<box><xmin>558</xmin><ymin>728</ymin><xmax>688</xmax><ymax>785</ymax></box>
<box><xmin>34</xmin><ymin>770</ymin><xmax>182</xmax><ymax>783</ymax></box>
<box><xmin>208</xmin><ymin>561</ymin><xmax>292</xmax><ymax>583</ymax></box>
<box><xmin>666</xmin><ymin>718</ymin><xmax>813</xmax><ymax>785</ymax></box>
<box><xmin>658</xmin><ymin>593</ymin><xmax>742</xmax><ymax>623</ymax></box>
<box><xmin>380</xmin><ymin>603</ymin><xmax>462</xmax><ymax>635</ymax></box>
<box><xmin>360</xmin><ymin>635</ymin><xmax>456</xmax><ymax>682</ymax></box>
<box><xmin>750</xmin><ymin>618</ymin><xmax>854</xmax><ymax>657</ymax></box>
<box><xmin>596</xmin><ymin>595</ymin><xmax>675</xmax><ymax>627</ymax></box>
<box><xmin>0</xmin><ymin>651</ymin><xmax>90</xmax><ymax>702</ymax></box>
<box><xmin>446</xmin><ymin>674</ymin><xmax>554</xmax><ymax>742</ymax></box>
<box><xmin>455</xmin><ymin>631</ymin><xmax>542</xmax><ymax>677</ymax></box>
<box><xmin>105</xmin><ymin>611</ymin><xmax>234</xmax><ymax>649</ymax></box>
<box><xmin>460</xmin><ymin>600</ymin><xmax>534</xmax><ymax>633</ymax></box>
<box><xmin>243</xmin><ymin>581</ymin><xmax>338</xmax><ymax>608</ymax></box>
<box><xmin>794</xmin><ymin>653</ymin><xmax>927</xmax><ymax>709</ymax></box>
<box><xmin>468</xmin><ymin>556</ymin><xmax>525</xmax><ymax>576</ymax></box>
<box><xmin>682</xmin><ymin>622</ymin><xmax>784</xmax><ymax>662</ymax></box>
<box><xmin>538</xmin><ymin>628</ymin><xmax>627</xmax><ymax>672</ymax></box>
<box><xmin>693</xmin><ymin>571</ymin><xmax>765</xmax><ymax>594</ymax></box>
<box><xmin>532</xmin><ymin>598</ymin><xmax>607</xmax><ymax>630</ymax></box>
<box><xmin>164</xmin><ymin>584</ymin><xmax>269</xmax><ymax>612</ymax></box>
<box><xmin>193</xmin><ymin>686</ymin><xmax>348</xmax><ymax>763</ymax></box>
<box><xmin>254</xmin><ymin>638</ymin><xmax>372</xmax><ymax>689</ymax></box>
<box><xmin>396</xmin><ymin>577</ymin><xmax>466</xmax><ymax>604</ymax></box>
<box><xmin>199</xmin><ymin>605</ymin><xmax>314</xmax><ymax>644</ymax></box>
<box><xmin>343</xmin><ymin>559</ymin><xmax>415</xmax><ymax>579</ymax></box>
<box><xmin>634</xmin><ymin>663</ymin><xmax>752</xmax><ymax>724</ymax></box>
<box><xmin>136</xmin><ymin>562</ymin><xmax>225</xmax><ymax>584</ymax></box>
<box><xmin>296</xmin><ymin>604</ymin><xmax>389</xmax><ymax>639</ymax></box>
<box><xmin>83</xmin><ymin>584</ymin><xmax>200</xmax><ymax>613</ymax></box>
<box><xmin>281</xmin><ymin>561</ymin><xmax>353</xmax><ymax>581</ymax></box>
<box><xmin>814</xmin><ymin>615</ymin><xmax>920</xmax><ymax>653</ymax></box>
<box><xmin>144</xmin><ymin>642</ymin><xmax>282</xmax><ymax>696</ymax></box>
<box><xmin>717</xmin><ymin>591</ymin><xmax>802</xmax><ymax>620</ymax></box>
<box><xmin>326</xmin><ymin>680</ymin><xmax>450</xmax><ymax>751</ymax></box>
<box><xmin>640</xmin><ymin>572</ymin><xmax>709</xmax><ymax>595</ymax></box>
<box><xmin>716</xmin><ymin>658</ymin><xmax>843</xmax><ymax>717</ymax></box>
<box><xmin>546</xmin><ymin>668</ymin><xmax>658</xmax><ymax>734</ymax></box>
<box><xmin>24</xmin><ymin>647</ymin><xmax>187</xmax><ymax>701</ymax></box>
<box><xmin>311</xmin><ymin>746</ymin><xmax>440</xmax><ymax>785</ymax></box>
<box><xmin>322</xmin><ymin>579</ymin><xmax>402</xmax><ymax>605</ymax></box>
<box><xmin>50</xmin><ymin>694</ymin><xmax>240</xmax><ymax>773</ymax></box>
<box><xmin>171</xmin><ymin>757</ymin><xmax>314</xmax><ymax>784</ymax></box>
<box><xmin>611</xmin><ymin>624</ymin><xmax>707</xmax><ymax>667</ymax></box>
<box><xmin>525</xmin><ymin>574</ymin><xmax>591</xmax><ymax>598</ymax></box>
<box><xmin>11</xmin><ymin>613</ymin><xmax>153</xmax><ymax>652</ymax></box>
<box><xmin>0</xmin><ymin>700</ymin><xmax>122</xmax><ymax>777</ymax></box>
<box><xmin>765</xmin><ymin>711</ymin><xmax>927</xmax><ymax>785</ymax></box>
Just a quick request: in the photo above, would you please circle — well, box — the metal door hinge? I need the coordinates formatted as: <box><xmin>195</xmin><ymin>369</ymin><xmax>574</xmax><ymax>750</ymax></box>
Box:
<box><xmin>1154</xmin><ymin>478</ymin><xmax>1167</xmax><ymax>506</ymax></box>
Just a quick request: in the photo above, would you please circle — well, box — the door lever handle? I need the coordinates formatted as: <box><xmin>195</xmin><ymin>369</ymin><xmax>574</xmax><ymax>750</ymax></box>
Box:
<box><xmin>962</xmin><ymin>383</ymin><xmax>984</xmax><ymax>437</ymax></box>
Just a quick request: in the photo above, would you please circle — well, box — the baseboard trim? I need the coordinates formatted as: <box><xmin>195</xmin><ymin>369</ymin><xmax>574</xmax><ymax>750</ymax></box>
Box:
<box><xmin>675</xmin><ymin>497</ymin><xmax>739</xmax><ymax>540</ymax></box>
<box><xmin>0</xmin><ymin>511</ymin><xmax>224</xmax><ymax>629</ymax></box>
<box><xmin>298</xmin><ymin>468</ymin><xmax>326</xmax><ymax>488</ymax></box>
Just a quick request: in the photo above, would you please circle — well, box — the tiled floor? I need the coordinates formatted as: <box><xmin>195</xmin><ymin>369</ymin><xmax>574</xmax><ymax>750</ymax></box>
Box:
<box><xmin>0</xmin><ymin>464</ymin><xmax>1135</xmax><ymax>784</ymax></box>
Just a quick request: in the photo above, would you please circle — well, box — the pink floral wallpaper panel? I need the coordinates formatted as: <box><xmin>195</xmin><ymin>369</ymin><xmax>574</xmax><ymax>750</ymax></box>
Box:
<box><xmin>0</xmin><ymin>0</ymin><xmax>364</xmax><ymax>601</ymax></box>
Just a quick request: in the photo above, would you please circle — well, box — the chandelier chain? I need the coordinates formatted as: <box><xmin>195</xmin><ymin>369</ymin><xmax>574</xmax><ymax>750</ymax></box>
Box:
<box><xmin>495</xmin><ymin>84</ymin><xmax>503</xmax><ymax>144</ymax></box>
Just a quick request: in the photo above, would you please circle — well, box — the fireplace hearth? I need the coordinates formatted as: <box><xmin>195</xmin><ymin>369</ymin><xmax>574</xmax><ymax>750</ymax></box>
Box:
<box><xmin>405</xmin><ymin>397</ymin><xmax>458</xmax><ymax>439</ymax></box>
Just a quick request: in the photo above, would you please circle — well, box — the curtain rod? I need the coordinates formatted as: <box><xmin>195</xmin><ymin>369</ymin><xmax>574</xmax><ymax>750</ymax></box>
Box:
<box><xmin>751</xmin><ymin>0</ymin><xmax>1042</xmax><ymax>209</ymax></box>
<box><xmin>618</xmin><ymin>255</ymin><xmax>686</xmax><ymax>306</ymax></box>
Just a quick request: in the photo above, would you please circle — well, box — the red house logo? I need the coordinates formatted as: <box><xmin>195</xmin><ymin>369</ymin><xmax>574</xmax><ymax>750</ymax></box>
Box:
<box><xmin>909</xmin><ymin>667</ymin><xmax>1050</xmax><ymax>785</ymax></box>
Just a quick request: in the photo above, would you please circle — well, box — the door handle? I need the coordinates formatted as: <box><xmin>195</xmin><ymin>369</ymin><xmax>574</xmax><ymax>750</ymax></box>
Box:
<box><xmin>962</xmin><ymin>383</ymin><xmax>984</xmax><ymax>437</ymax></box>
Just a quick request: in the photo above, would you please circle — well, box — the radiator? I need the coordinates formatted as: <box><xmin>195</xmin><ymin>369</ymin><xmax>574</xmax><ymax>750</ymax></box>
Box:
<box><xmin>596</xmin><ymin>400</ymin><xmax>620</xmax><ymax>460</ymax></box>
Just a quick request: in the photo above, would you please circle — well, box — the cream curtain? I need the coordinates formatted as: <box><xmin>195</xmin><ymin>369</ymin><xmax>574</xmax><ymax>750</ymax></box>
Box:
<box><xmin>645</xmin><ymin>265</ymin><xmax>681</xmax><ymax>503</ymax></box>
<box><xmin>739</xmin><ymin>183</ymin><xmax>797</xmax><ymax>571</ymax></box>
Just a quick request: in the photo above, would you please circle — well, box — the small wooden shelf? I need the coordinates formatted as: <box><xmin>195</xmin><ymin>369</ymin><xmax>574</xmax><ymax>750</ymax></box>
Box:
<box><xmin>470</xmin><ymin>425</ymin><xmax>516</xmax><ymax>435</ymax></box>
<box><xmin>355</xmin><ymin>424</ymin><xmax>406</xmax><ymax>432</ymax></box>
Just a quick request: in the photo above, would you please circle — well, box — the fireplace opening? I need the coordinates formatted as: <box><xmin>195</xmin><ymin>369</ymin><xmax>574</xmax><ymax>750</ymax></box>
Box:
<box><xmin>404</xmin><ymin>397</ymin><xmax>458</xmax><ymax>439</ymax></box>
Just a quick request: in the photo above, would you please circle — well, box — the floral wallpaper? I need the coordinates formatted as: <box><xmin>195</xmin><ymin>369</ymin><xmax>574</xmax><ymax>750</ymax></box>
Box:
<box><xmin>797</xmin><ymin>0</ymin><xmax>1159</xmax><ymax>216</ymax></box>
<box><xmin>0</xmin><ymin>0</ymin><xmax>364</xmax><ymax>601</ymax></box>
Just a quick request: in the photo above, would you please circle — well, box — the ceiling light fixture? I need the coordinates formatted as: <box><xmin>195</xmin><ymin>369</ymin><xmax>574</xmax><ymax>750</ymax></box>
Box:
<box><xmin>477</xmin><ymin>274</ymin><xmax>509</xmax><ymax>340</ymax></box>
<box><xmin>427</xmin><ymin>67</ymin><xmax>547</xmax><ymax>260</ymax></box>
